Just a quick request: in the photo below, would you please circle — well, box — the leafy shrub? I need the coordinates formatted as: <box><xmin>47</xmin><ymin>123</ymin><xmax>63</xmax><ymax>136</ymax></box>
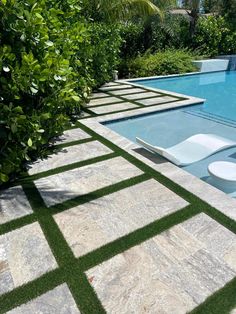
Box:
<box><xmin>0</xmin><ymin>0</ymin><xmax>121</xmax><ymax>184</ymax></box>
<box><xmin>83</xmin><ymin>23</ymin><xmax>122</xmax><ymax>88</ymax></box>
<box><xmin>194</xmin><ymin>16</ymin><xmax>236</xmax><ymax>56</ymax></box>
<box><xmin>119</xmin><ymin>22</ymin><xmax>146</xmax><ymax>59</ymax></box>
<box><xmin>150</xmin><ymin>14</ymin><xmax>190</xmax><ymax>51</ymax></box>
<box><xmin>121</xmin><ymin>49</ymin><xmax>198</xmax><ymax>78</ymax></box>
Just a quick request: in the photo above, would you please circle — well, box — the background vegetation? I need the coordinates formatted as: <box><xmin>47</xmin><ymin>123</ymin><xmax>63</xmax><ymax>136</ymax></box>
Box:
<box><xmin>1</xmin><ymin>0</ymin><xmax>236</xmax><ymax>184</ymax></box>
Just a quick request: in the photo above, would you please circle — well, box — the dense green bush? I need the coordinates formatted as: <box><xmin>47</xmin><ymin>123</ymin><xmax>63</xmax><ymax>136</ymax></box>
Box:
<box><xmin>119</xmin><ymin>23</ymin><xmax>145</xmax><ymax>59</ymax></box>
<box><xmin>0</xmin><ymin>0</ymin><xmax>121</xmax><ymax>184</ymax></box>
<box><xmin>120</xmin><ymin>49</ymin><xmax>198</xmax><ymax>78</ymax></box>
<box><xmin>194</xmin><ymin>16</ymin><xmax>236</xmax><ymax>56</ymax></box>
<box><xmin>84</xmin><ymin>23</ymin><xmax>122</xmax><ymax>87</ymax></box>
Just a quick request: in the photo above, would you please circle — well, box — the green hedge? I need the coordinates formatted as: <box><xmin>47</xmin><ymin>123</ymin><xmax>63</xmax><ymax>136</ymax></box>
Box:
<box><xmin>194</xmin><ymin>16</ymin><xmax>236</xmax><ymax>56</ymax></box>
<box><xmin>120</xmin><ymin>49</ymin><xmax>198</xmax><ymax>78</ymax></box>
<box><xmin>0</xmin><ymin>0</ymin><xmax>121</xmax><ymax>184</ymax></box>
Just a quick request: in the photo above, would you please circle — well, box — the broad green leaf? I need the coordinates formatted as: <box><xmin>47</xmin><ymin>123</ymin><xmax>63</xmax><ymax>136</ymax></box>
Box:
<box><xmin>30</xmin><ymin>87</ymin><xmax>38</xmax><ymax>94</ymax></box>
<box><xmin>72</xmin><ymin>95</ymin><xmax>81</xmax><ymax>102</ymax></box>
<box><xmin>27</xmin><ymin>138</ymin><xmax>33</xmax><ymax>147</ymax></box>
<box><xmin>0</xmin><ymin>173</ymin><xmax>9</xmax><ymax>182</ymax></box>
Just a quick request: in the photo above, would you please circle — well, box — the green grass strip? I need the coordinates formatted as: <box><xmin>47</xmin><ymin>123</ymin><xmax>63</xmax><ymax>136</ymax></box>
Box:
<box><xmin>0</xmin><ymin>213</ymin><xmax>36</xmax><ymax>236</ymax></box>
<box><xmin>53</xmin><ymin>137</ymin><xmax>94</xmax><ymax>150</ymax></box>
<box><xmin>50</xmin><ymin>173</ymin><xmax>150</xmax><ymax>214</ymax></box>
<box><xmin>79</xmin><ymin>204</ymin><xmax>200</xmax><ymax>270</ymax></box>
<box><xmin>76</xmin><ymin>121</ymin><xmax>236</xmax><ymax>230</ymax></box>
<box><xmin>21</xmin><ymin>181</ymin><xmax>105</xmax><ymax>313</ymax></box>
<box><xmin>190</xmin><ymin>277</ymin><xmax>236</xmax><ymax>314</ymax></box>
<box><xmin>18</xmin><ymin>152</ymin><xmax>117</xmax><ymax>183</ymax></box>
<box><xmin>1</xmin><ymin>110</ymin><xmax>236</xmax><ymax>314</ymax></box>
<box><xmin>0</xmin><ymin>269</ymin><xmax>63</xmax><ymax>314</ymax></box>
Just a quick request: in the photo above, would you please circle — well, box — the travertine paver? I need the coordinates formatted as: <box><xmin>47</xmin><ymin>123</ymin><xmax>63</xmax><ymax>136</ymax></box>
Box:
<box><xmin>53</xmin><ymin>128</ymin><xmax>91</xmax><ymax>145</ymax></box>
<box><xmin>54</xmin><ymin>179</ymin><xmax>188</xmax><ymax>257</ymax></box>
<box><xmin>0</xmin><ymin>222</ymin><xmax>57</xmax><ymax>295</ymax></box>
<box><xmin>7</xmin><ymin>284</ymin><xmax>80</xmax><ymax>314</ymax></box>
<box><xmin>88</xmin><ymin>97</ymin><xmax>123</xmax><ymax>107</ymax></box>
<box><xmin>109</xmin><ymin>88</ymin><xmax>145</xmax><ymax>96</ymax></box>
<box><xmin>0</xmin><ymin>186</ymin><xmax>33</xmax><ymax>225</ymax></box>
<box><xmin>90</xmin><ymin>92</ymin><xmax>110</xmax><ymax>99</ymax></box>
<box><xmin>89</xmin><ymin>102</ymin><xmax>139</xmax><ymax>115</ymax></box>
<box><xmin>99</xmin><ymin>85</ymin><xmax>133</xmax><ymax>91</ymax></box>
<box><xmin>103</xmin><ymin>82</ymin><xmax>120</xmax><ymax>87</ymax></box>
<box><xmin>28</xmin><ymin>141</ymin><xmax>112</xmax><ymax>175</ymax></box>
<box><xmin>34</xmin><ymin>156</ymin><xmax>143</xmax><ymax>207</ymax></box>
<box><xmin>86</xmin><ymin>213</ymin><xmax>236</xmax><ymax>314</ymax></box>
<box><xmin>124</xmin><ymin>91</ymin><xmax>162</xmax><ymax>100</ymax></box>
<box><xmin>137</xmin><ymin>96</ymin><xmax>177</xmax><ymax>106</ymax></box>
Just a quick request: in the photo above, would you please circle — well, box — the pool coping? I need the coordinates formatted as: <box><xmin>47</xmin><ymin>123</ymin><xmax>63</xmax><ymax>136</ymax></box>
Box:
<box><xmin>81</xmin><ymin>78</ymin><xmax>236</xmax><ymax>222</ymax></box>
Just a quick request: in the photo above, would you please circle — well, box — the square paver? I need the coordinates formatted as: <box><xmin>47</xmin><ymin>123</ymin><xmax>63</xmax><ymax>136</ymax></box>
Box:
<box><xmin>124</xmin><ymin>91</ymin><xmax>162</xmax><ymax>100</ymax></box>
<box><xmin>99</xmin><ymin>85</ymin><xmax>133</xmax><ymax>91</ymax></box>
<box><xmin>137</xmin><ymin>96</ymin><xmax>177</xmax><ymax>106</ymax></box>
<box><xmin>90</xmin><ymin>92</ymin><xmax>110</xmax><ymax>99</ymax></box>
<box><xmin>53</xmin><ymin>128</ymin><xmax>91</xmax><ymax>145</ymax></box>
<box><xmin>7</xmin><ymin>284</ymin><xmax>80</xmax><ymax>314</ymax></box>
<box><xmin>109</xmin><ymin>88</ymin><xmax>145</xmax><ymax>96</ymax></box>
<box><xmin>102</xmin><ymin>82</ymin><xmax>120</xmax><ymax>87</ymax></box>
<box><xmin>88</xmin><ymin>97</ymin><xmax>123</xmax><ymax>107</ymax></box>
<box><xmin>89</xmin><ymin>102</ymin><xmax>139</xmax><ymax>115</ymax></box>
<box><xmin>34</xmin><ymin>157</ymin><xmax>143</xmax><ymax>207</ymax></box>
<box><xmin>28</xmin><ymin>141</ymin><xmax>112</xmax><ymax>175</ymax></box>
<box><xmin>86</xmin><ymin>213</ymin><xmax>236</xmax><ymax>314</ymax></box>
<box><xmin>0</xmin><ymin>222</ymin><xmax>57</xmax><ymax>295</ymax></box>
<box><xmin>0</xmin><ymin>186</ymin><xmax>33</xmax><ymax>225</ymax></box>
<box><xmin>54</xmin><ymin>179</ymin><xmax>188</xmax><ymax>257</ymax></box>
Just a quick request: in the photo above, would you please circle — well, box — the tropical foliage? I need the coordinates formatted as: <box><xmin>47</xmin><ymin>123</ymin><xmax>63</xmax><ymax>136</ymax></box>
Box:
<box><xmin>2</xmin><ymin>0</ymin><xmax>236</xmax><ymax>184</ymax></box>
<box><xmin>122</xmin><ymin>49</ymin><xmax>198</xmax><ymax>78</ymax></box>
<box><xmin>0</xmin><ymin>0</ymin><xmax>121</xmax><ymax>183</ymax></box>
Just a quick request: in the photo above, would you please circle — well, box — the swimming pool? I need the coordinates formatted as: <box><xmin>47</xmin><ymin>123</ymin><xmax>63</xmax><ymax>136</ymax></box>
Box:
<box><xmin>107</xmin><ymin>71</ymin><xmax>236</xmax><ymax>197</ymax></box>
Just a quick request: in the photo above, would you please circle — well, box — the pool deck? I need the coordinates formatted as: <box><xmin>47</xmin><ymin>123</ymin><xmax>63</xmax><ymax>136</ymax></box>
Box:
<box><xmin>0</xmin><ymin>81</ymin><xmax>236</xmax><ymax>314</ymax></box>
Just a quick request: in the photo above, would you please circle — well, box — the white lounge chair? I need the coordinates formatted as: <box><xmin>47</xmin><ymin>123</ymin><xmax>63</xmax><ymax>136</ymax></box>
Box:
<box><xmin>208</xmin><ymin>161</ymin><xmax>236</xmax><ymax>183</ymax></box>
<box><xmin>136</xmin><ymin>134</ymin><xmax>236</xmax><ymax>166</ymax></box>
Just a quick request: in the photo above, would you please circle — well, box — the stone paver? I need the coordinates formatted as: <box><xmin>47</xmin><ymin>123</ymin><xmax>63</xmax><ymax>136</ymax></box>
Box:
<box><xmin>0</xmin><ymin>222</ymin><xmax>57</xmax><ymax>295</ymax></box>
<box><xmin>54</xmin><ymin>179</ymin><xmax>188</xmax><ymax>257</ymax></box>
<box><xmin>53</xmin><ymin>128</ymin><xmax>91</xmax><ymax>145</ymax></box>
<box><xmin>79</xmin><ymin>111</ymin><xmax>91</xmax><ymax>118</ymax></box>
<box><xmin>86</xmin><ymin>213</ymin><xmax>236</xmax><ymax>314</ymax></box>
<box><xmin>99</xmin><ymin>85</ymin><xmax>133</xmax><ymax>91</ymax></box>
<box><xmin>0</xmin><ymin>186</ymin><xmax>33</xmax><ymax>225</ymax></box>
<box><xmin>88</xmin><ymin>97</ymin><xmax>123</xmax><ymax>107</ymax></box>
<box><xmin>28</xmin><ymin>141</ymin><xmax>112</xmax><ymax>175</ymax></box>
<box><xmin>90</xmin><ymin>92</ymin><xmax>110</xmax><ymax>99</ymax></box>
<box><xmin>124</xmin><ymin>91</ymin><xmax>161</xmax><ymax>100</ymax></box>
<box><xmin>34</xmin><ymin>156</ymin><xmax>143</xmax><ymax>207</ymax></box>
<box><xmin>7</xmin><ymin>284</ymin><xmax>80</xmax><ymax>314</ymax></box>
<box><xmin>103</xmin><ymin>82</ymin><xmax>120</xmax><ymax>87</ymax></box>
<box><xmin>109</xmin><ymin>88</ymin><xmax>145</xmax><ymax>96</ymax></box>
<box><xmin>89</xmin><ymin>102</ymin><xmax>139</xmax><ymax>115</ymax></box>
<box><xmin>137</xmin><ymin>96</ymin><xmax>177</xmax><ymax>106</ymax></box>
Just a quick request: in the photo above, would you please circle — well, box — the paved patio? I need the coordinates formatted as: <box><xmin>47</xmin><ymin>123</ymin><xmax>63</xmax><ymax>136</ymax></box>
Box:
<box><xmin>0</xmin><ymin>81</ymin><xmax>236</xmax><ymax>313</ymax></box>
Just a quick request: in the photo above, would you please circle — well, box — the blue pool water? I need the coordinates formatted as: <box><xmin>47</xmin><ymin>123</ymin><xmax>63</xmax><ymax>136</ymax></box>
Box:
<box><xmin>136</xmin><ymin>71</ymin><xmax>236</xmax><ymax>124</ymax></box>
<box><xmin>106</xmin><ymin>71</ymin><xmax>236</xmax><ymax>197</ymax></box>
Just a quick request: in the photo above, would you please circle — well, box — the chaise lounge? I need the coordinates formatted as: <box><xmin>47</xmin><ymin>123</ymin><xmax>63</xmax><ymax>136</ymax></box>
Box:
<box><xmin>136</xmin><ymin>134</ymin><xmax>236</xmax><ymax>166</ymax></box>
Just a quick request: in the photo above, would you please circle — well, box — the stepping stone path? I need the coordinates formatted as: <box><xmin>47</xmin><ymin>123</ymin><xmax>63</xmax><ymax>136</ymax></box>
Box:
<box><xmin>1</xmin><ymin>82</ymin><xmax>236</xmax><ymax>313</ymax></box>
<box><xmin>86</xmin><ymin>214</ymin><xmax>236</xmax><ymax>314</ymax></box>
<box><xmin>34</xmin><ymin>156</ymin><xmax>142</xmax><ymax>207</ymax></box>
